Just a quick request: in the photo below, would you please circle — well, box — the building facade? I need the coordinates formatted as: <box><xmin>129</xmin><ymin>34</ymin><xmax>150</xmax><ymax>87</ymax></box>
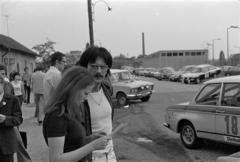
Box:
<box><xmin>143</xmin><ymin>49</ymin><xmax>208</xmax><ymax>70</ymax></box>
<box><xmin>0</xmin><ymin>34</ymin><xmax>38</xmax><ymax>76</ymax></box>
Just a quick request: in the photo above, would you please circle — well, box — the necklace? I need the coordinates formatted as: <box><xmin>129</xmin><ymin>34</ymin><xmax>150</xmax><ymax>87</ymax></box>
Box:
<box><xmin>90</xmin><ymin>89</ymin><xmax>102</xmax><ymax>106</ymax></box>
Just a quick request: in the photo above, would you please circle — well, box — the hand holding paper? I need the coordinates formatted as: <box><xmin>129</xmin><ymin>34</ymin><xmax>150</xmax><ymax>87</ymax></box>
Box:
<box><xmin>108</xmin><ymin>123</ymin><xmax>127</xmax><ymax>137</ymax></box>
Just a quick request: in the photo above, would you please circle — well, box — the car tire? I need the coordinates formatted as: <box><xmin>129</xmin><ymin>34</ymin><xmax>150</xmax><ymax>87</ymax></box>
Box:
<box><xmin>180</xmin><ymin>122</ymin><xmax>203</xmax><ymax>149</ymax></box>
<box><xmin>141</xmin><ymin>95</ymin><xmax>151</xmax><ymax>102</ymax></box>
<box><xmin>184</xmin><ymin>80</ymin><xmax>188</xmax><ymax>84</ymax></box>
<box><xmin>117</xmin><ymin>93</ymin><xmax>129</xmax><ymax>106</ymax></box>
<box><xmin>227</xmin><ymin>74</ymin><xmax>231</xmax><ymax>76</ymax></box>
<box><xmin>195</xmin><ymin>78</ymin><xmax>201</xmax><ymax>84</ymax></box>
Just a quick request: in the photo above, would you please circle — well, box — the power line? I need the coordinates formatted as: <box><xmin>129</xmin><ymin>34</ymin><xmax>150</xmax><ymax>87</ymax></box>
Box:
<box><xmin>2</xmin><ymin>0</ymin><xmax>21</xmax><ymax>14</ymax></box>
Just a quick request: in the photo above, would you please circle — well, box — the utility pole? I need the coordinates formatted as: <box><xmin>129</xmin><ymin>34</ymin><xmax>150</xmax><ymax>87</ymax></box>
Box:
<box><xmin>4</xmin><ymin>15</ymin><xmax>9</xmax><ymax>36</ymax></box>
<box><xmin>87</xmin><ymin>0</ymin><xmax>94</xmax><ymax>46</ymax></box>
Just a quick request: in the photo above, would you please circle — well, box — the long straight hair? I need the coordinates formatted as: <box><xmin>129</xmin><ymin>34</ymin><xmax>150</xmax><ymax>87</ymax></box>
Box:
<box><xmin>44</xmin><ymin>66</ymin><xmax>95</xmax><ymax>120</ymax></box>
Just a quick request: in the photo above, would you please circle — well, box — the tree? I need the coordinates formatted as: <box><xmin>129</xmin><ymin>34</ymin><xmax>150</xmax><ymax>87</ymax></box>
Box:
<box><xmin>137</xmin><ymin>54</ymin><xmax>144</xmax><ymax>59</ymax></box>
<box><xmin>219</xmin><ymin>50</ymin><xmax>226</xmax><ymax>66</ymax></box>
<box><xmin>32</xmin><ymin>38</ymin><xmax>56</xmax><ymax>69</ymax></box>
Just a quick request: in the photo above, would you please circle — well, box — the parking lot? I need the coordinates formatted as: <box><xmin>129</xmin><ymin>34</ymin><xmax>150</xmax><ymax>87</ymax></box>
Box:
<box><xmin>113</xmin><ymin>76</ymin><xmax>239</xmax><ymax>162</ymax></box>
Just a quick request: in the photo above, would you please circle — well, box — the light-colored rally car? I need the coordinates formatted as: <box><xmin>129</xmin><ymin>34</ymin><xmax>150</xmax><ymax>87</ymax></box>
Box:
<box><xmin>110</xmin><ymin>69</ymin><xmax>154</xmax><ymax>106</ymax></box>
<box><xmin>181</xmin><ymin>64</ymin><xmax>221</xmax><ymax>84</ymax></box>
<box><xmin>164</xmin><ymin>76</ymin><xmax>240</xmax><ymax>149</ymax></box>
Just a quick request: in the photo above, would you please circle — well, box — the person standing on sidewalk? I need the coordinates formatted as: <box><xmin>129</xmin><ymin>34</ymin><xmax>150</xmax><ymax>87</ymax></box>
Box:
<box><xmin>11</xmin><ymin>72</ymin><xmax>25</xmax><ymax>106</ymax></box>
<box><xmin>22</xmin><ymin>67</ymin><xmax>31</xmax><ymax>104</ymax></box>
<box><xmin>43</xmin><ymin>66</ymin><xmax>111</xmax><ymax>162</ymax></box>
<box><xmin>0</xmin><ymin>77</ymin><xmax>23</xmax><ymax>162</ymax></box>
<box><xmin>0</xmin><ymin>64</ymin><xmax>32</xmax><ymax>162</ymax></box>
<box><xmin>31</xmin><ymin>64</ymin><xmax>45</xmax><ymax>124</ymax></box>
<box><xmin>43</xmin><ymin>52</ymin><xmax>66</xmax><ymax>104</ymax></box>
<box><xmin>76</xmin><ymin>46</ymin><xmax>117</xmax><ymax>162</ymax></box>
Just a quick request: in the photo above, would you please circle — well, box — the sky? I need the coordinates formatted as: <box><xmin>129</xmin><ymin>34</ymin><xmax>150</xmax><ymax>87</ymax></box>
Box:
<box><xmin>1</xmin><ymin>0</ymin><xmax>240</xmax><ymax>60</ymax></box>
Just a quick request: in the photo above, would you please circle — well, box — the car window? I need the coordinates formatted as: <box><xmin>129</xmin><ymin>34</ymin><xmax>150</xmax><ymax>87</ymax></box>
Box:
<box><xmin>195</xmin><ymin>83</ymin><xmax>221</xmax><ymax>106</ymax></box>
<box><xmin>110</xmin><ymin>73</ymin><xmax>119</xmax><ymax>84</ymax></box>
<box><xmin>221</xmin><ymin>83</ymin><xmax>240</xmax><ymax>107</ymax></box>
<box><xmin>202</xmin><ymin>67</ymin><xmax>208</xmax><ymax>72</ymax></box>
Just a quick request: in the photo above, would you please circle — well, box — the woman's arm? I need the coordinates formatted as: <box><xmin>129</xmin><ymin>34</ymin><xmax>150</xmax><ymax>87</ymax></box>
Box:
<box><xmin>48</xmin><ymin>135</ymin><xmax>110</xmax><ymax>162</ymax></box>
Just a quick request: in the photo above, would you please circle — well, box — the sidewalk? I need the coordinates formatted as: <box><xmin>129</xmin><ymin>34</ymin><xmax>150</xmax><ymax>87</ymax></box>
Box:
<box><xmin>15</xmin><ymin>93</ymin><xmax>50</xmax><ymax>162</ymax></box>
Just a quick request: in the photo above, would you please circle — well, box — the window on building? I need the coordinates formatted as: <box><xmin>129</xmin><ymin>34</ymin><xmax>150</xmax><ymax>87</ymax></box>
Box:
<box><xmin>197</xmin><ymin>52</ymin><xmax>201</xmax><ymax>55</ymax></box>
<box><xmin>161</xmin><ymin>53</ymin><xmax>166</xmax><ymax>56</ymax></box>
<box><xmin>167</xmin><ymin>53</ymin><xmax>172</xmax><ymax>57</ymax></box>
<box><xmin>185</xmin><ymin>52</ymin><xmax>190</xmax><ymax>56</ymax></box>
<box><xmin>173</xmin><ymin>53</ymin><xmax>178</xmax><ymax>56</ymax></box>
<box><xmin>191</xmin><ymin>52</ymin><xmax>196</xmax><ymax>56</ymax></box>
<box><xmin>179</xmin><ymin>53</ymin><xmax>183</xmax><ymax>56</ymax></box>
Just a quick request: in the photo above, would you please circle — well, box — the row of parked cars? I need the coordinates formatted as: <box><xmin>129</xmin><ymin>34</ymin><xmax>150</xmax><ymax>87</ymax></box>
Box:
<box><xmin>136</xmin><ymin>64</ymin><xmax>222</xmax><ymax>84</ymax></box>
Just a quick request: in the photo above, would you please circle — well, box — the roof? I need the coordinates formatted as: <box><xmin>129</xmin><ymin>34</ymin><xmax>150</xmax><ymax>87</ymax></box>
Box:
<box><xmin>0</xmin><ymin>34</ymin><xmax>38</xmax><ymax>56</ymax></box>
<box><xmin>204</xmin><ymin>76</ymin><xmax>240</xmax><ymax>84</ymax></box>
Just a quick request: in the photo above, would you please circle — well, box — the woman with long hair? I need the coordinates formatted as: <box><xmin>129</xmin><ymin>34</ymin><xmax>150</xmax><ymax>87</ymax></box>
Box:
<box><xmin>42</xmin><ymin>66</ymin><xmax>110</xmax><ymax>162</ymax></box>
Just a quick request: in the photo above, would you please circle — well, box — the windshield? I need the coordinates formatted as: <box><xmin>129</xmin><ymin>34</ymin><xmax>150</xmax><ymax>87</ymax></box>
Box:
<box><xmin>110</xmin><ymin>71</ymin><xmax>135</xmax><ymax>84</ymax></box>
<box><xmin>191</xmin><ymin>67</ymin><xmax>202</xmax><ymax>73</ymax></box>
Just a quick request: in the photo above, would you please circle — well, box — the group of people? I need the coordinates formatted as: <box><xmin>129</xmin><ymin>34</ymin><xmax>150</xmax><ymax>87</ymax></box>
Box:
<box><xmin>0</xmin><ymin>46</ymin><xmax>117</xmax><ymax>162</ymax></box>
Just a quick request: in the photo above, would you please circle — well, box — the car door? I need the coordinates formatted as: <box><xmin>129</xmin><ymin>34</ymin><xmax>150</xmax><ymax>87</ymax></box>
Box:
<box><xmin>216</xmin><ymin>83</ymin><xmax>240</xmax><ymax>146</ymax></box>
<box><xmin>186</xmin><ymin>83</ymin><xmax>221</xmax><ymax>140</ymax></box>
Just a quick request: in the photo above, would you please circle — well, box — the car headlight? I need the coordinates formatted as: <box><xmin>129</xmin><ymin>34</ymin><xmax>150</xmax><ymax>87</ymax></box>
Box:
<box><xmin>131</xmin><ymin>88</ymin><xmax>138</xmax><ymax>94</ymax></box>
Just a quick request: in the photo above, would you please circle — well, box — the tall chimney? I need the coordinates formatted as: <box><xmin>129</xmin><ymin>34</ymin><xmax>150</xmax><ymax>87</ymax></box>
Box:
<box><xmin>142</xmin><ymin>32</ymin><xmax>145</xmax><ymax>56</ymax></box>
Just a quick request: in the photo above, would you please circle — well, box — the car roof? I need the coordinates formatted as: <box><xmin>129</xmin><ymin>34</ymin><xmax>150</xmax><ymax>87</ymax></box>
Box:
<box><xmin>196</xmin><ymin>64</ymin><xmax>212</xmax><ymax>68</ymax></box>
<box><xmin>110</xmin><ymin>69</ymin><xmax>129</xmax><ymax>73</ymax></box>
<box><xmin>204</xmin><ymin>76</ymin><xmax>240</xmax><ymax>84</ymax></box>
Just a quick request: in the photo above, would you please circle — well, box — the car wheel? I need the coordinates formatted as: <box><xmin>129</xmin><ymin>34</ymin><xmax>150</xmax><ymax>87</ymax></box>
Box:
<box><xmin>195</xmin><ymin>78</ymin><xmax>201</xmax><ymax>84</ymax></box>
<box><xmin>213</xmin><ymin>74</ymin><xmax>217</xmax><ymax>78</ymax></box>
<box><xmin>184</xmin><ymin>80</ymin><xmax>188</xmax><ymax>84</ymax></box>
<box><xmin>141</xmin><ymin>95</ymin><xmax>151</xmax><ymax>102</ymax></box>
<box><xmin>227</xmin><ymin>74</ymin><xmax>231</xmax><ymax>76</ymax></box>
<box><xmin>117</xmin><ymin>93</ymin><xmax>129</xmax><ymax>106</ymax></box>
<box><xmin>180</xmin><ymin>122</ymin><xmax>203</xmax><ymax>149</ymax></box>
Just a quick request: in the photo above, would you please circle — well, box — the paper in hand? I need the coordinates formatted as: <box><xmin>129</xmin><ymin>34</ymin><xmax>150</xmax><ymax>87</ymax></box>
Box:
<box><xmin>108</xmin><ymin>123</ymin><xmax>127</xmax><ymax>137</ymax></box>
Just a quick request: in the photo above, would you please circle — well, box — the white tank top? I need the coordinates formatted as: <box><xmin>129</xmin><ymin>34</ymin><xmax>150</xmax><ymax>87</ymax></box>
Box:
<box><xmin>11</xmin><ymin>81</ymin><xmax>23</xmax><ymax>96</ymax></box>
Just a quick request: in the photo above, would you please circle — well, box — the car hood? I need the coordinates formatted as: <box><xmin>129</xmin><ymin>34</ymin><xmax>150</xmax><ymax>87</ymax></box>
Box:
<box><xmin>165</xmin><ymin>102</ymin><xmax>190</xmax><ymax>111</ymax></box>
<box><xmin>172</xmin><ymin>71</ymin><xmax>185</xmax><ymax>76</ymax></box>
<box><xmin>113</xmin><ymin>80</ymin><xmax>153</xmax><ymax>88</ymax></box>
<box><xmin>182</xmin><ymin>73</ymin><xmax>203</xmax><ymax>77</ymax></box>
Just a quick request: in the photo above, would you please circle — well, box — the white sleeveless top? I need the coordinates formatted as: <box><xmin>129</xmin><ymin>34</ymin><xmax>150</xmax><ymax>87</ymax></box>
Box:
<box><xmin>11</xmin><ymin>81</ymin><xmax>23</xmax><ymax>96</ymax></box>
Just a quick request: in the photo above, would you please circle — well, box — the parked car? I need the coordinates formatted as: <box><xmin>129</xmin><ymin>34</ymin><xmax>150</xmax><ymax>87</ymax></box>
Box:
<box><xmin>164</xmin><ymin>76</ymin><xmax>240</xmax><ymax>149</ymax></box>
<box><xmin>110</xmin><ymin>69</ymin><xmax>154</xmax><ymax>106</ymax></box>
<box><xmin>181</xmin><ymin>64</ymin><xmax>221</xmax><ymax>84</ymax></box>
<box><xmin>224</xmin><ymin>66</ymin><xmax>240</xmax><ymax>76</ymax></box>
<box><xmin>157</xmin><ymin>67</ymin><xmax>175</xmax><ymax>80</ymax></box>
<box><xmin>139</xmin><ymin>68</ymin><xmax>155</xmax><ymax>76</ymax></box>
<box><xmin>169</xmin><ymin>65</ymin><xmax>196</xmax><ymax>81</ymax></box>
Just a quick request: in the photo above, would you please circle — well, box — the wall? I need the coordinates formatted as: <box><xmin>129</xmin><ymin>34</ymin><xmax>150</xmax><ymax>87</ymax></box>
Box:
<box><xmin>1</xmin><ymin>49</ymin><xmax>36</xmax><ymax>76</ymax></box>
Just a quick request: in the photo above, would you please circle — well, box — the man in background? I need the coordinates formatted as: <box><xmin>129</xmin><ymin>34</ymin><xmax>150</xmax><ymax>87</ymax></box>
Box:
<box><xmin>43</xmin><ymin>52</ymin><xmax>66</xmax><ymax>104</ymax></box>
<box><xmin>31</xmin><ymin>64</ymin><xmax>45</xmax><ymax>124</ymax></box>
<box><xmin>22</xmin><ymin>67</ymin><xmax>31</xmax><ymax>104</ymax></box>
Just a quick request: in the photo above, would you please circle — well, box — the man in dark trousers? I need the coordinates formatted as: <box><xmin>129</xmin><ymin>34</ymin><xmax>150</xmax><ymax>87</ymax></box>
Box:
<box><xmin>0</xmin><ymin>76</ymin><xmax>23</xmax><ymax>162</ymax></box>
<box><xmin>0</xmin><ymin>64</ymin><xmax>32</xmax><ymax>162</ymax></box>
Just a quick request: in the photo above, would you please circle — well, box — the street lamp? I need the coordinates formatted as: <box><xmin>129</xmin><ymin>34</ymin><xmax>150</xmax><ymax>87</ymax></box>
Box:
<box><xmin>92</xmin><ymin>0</ymin><xmax>112</xmax><ymax>22</ymax></box>
<box><xmin>227</xmin><ymin>26</ymin><xmax>239</xmax><ymax>64</ymax></box>
<box><xmin>212</xmin><ymin>38</ymin><xmax>221</xmax><ymax>64</ymax></box>
<box><xmin>87</xmin><ymin>0</ymin><xmax>112</xmax><ymax>46</ymax></box>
